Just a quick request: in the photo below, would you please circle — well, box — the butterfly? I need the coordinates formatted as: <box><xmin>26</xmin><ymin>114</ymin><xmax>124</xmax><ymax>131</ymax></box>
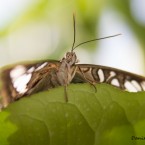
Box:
<box><xmin>0</xmin><ymin>14</ymin><xmax>145</xmax><ymax>108</ymax></box>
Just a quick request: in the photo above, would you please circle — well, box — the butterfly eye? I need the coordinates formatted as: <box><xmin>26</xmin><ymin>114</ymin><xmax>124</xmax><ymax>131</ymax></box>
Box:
<box><xmin>66</xmin><ymin>52</ymin><xmax>71</xmax><ymax>57</ymax></box>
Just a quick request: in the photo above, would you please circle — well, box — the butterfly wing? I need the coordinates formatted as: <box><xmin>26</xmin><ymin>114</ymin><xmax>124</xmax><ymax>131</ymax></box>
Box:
<box><xmin>73</xmin><ymin>64</ymin><xmax>145</xmax><ymax>92</ymax></box>
<box><xmin>1</xmin><ymin>61</ymin><xmax>145</xmax><ymax>108</ymax></box>
<box><xmin>0</xmin><ymin>60</ymin><xmax>61</xmax><ymax>107</ymax></box>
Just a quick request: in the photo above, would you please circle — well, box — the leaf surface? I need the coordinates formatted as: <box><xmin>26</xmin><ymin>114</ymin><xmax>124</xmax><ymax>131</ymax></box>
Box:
<box><xmin>0</xmin><ymin>83</ymin><xmax>145</xmax><ymax>145</ymax></box>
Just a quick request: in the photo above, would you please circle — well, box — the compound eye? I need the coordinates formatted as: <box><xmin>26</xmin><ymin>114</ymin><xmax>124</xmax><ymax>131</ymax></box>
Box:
<box><xmin>66</xmin><ymin>52</ymin><xmax>71</xmax><ymax>57</ymax></box>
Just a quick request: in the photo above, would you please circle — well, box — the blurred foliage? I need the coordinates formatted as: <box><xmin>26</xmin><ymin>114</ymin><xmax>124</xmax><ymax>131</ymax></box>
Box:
<box><xmin>0</xmin><ymin>0</ymin><xmax>145</xmax><ymax>63</ymax></box>
<box><xmin>110</xmin><ymin>0</ymin><xmax>145</xmax><ymax>53</ymax></box>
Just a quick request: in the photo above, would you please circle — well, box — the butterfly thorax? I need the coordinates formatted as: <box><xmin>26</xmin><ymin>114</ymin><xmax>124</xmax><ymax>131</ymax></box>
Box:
<box><xmin>57</xmin><ymin>51</ymin><xmax>78</xmax><ymax>86</ymax></box>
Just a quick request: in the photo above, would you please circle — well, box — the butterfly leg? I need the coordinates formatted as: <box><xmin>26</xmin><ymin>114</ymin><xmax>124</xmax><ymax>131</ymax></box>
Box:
<box><xmin>64</xmin><ymin>85</ymin><xmax>68</xmax><ymax>102</ymax></box>
<box><xmin>78</xmin><ymin>66</ymin><xmax>97</xmax><ymax>92</ymax></box>
<box><xmin>63</xmin><ymin>66</ymin><xmax>78</xmax><ymax>102</ymax></box>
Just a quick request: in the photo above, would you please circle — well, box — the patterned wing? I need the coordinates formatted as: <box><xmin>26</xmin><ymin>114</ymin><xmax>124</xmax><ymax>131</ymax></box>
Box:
<box><xmin>73</xmin><ymin>64</ymin><xmax>145</xmax><ymax>92</ymax></box>
<box><xmin>0</xmin><ymin>60</ymin><xmax>60</xmax><ymax>107</ymax></box>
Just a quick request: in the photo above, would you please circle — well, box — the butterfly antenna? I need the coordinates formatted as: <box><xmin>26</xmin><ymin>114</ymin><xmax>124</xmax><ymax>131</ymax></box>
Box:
<box><xmin>71</xmin><ymin>13</ymin><xmax>76</xmax><ymax>52</ymax></box>
<box><xmin>73</xmin><ymin>33</ymin><xmax>121</xmax><ymax>50</ymax></box>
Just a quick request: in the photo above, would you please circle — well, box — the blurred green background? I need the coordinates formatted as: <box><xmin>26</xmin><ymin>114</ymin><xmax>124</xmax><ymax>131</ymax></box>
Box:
<box><xmin>0</xmin><ymin>0</ymin><xmax>145</xmax><ymax>75</ymax></box>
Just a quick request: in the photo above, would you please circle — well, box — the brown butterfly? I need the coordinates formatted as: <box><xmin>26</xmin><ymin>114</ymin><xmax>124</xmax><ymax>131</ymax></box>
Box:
<box><xmin>0</xmin><ymin>14</ymin><xmax>145</xmax><ymax>108</ymax></box>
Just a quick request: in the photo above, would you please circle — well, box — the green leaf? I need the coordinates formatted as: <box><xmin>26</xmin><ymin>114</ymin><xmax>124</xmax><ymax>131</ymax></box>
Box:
<box><xmin>0</xmin><ymin>83</ymin><xmax>145</xmax><ymax>145</ymax></box>
<box><xmin>0</xmin><ymin>112</ymin><xmax>17</xmax><ymax>145</ymax></box>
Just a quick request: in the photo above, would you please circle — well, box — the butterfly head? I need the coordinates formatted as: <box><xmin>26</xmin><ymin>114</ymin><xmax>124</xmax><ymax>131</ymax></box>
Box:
<box><xmin>64</xmin><ymin>51</ymin><xmax>78</xmax><ymax>65</ymax></box>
